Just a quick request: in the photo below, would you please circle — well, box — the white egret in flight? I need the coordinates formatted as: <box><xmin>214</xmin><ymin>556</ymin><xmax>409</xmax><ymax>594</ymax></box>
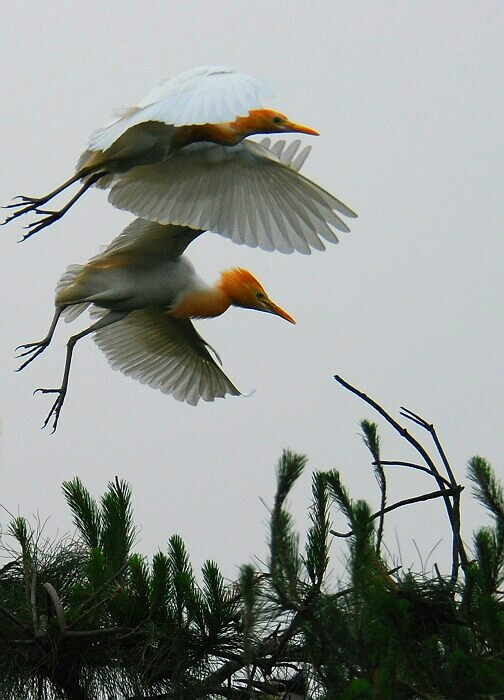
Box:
<box><xmin>16</xmin><ymin>141</ymin><xmax>307</xmax><ymax>432</ymax></box>
<box><xmin>4</xmin><ymin>66</ymin><xmax>356</xmax><ymax>251</ymax></box>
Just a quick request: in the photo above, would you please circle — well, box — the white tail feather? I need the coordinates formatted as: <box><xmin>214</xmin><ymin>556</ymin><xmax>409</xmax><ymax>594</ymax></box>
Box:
<box><xmin>54</xmin><ymin>264</ymin><xmax>91</xmax><ymax>322</ymax></box>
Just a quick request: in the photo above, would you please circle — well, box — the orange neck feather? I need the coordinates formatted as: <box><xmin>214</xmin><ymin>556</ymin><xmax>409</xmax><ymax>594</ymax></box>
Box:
<box><xmin>170</xmin><ymin>269</ymin><xmax>264</xmax><ymax>318</ymax></box>
<box><xmin>172</xmin><ymin>109</ymin><xmax>278</xmax><ymax>149</ymax></box>
<box><xmin>173</xmin><ymin>122</ymin><xmax>240</xmax><ymax>148</ymax></box>
<box><xmin>229</xmin><ymin>109</ymin><xmax>275</xmax><ymax>135</ymax></box>
<box><xmin>169</xmin><ymin>286</ymin><xmax>232</xmax><ymax>319</ymax></box>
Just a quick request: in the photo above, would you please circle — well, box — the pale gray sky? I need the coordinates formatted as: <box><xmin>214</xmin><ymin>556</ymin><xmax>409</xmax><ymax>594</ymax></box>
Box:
<box><xmin>1</xmin><ymin>1</ymin><xmax>502</xmax><ymax>579</ymax></box>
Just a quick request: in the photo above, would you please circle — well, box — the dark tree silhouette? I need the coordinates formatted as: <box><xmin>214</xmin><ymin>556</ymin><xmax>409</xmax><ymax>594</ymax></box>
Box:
<box><xmin>1</xmin><ymin>377</ymin><xmax>502</xmax><ymax>698</ymax></box>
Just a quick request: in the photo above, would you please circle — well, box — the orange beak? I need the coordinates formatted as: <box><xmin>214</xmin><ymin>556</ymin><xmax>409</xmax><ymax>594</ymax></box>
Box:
<box><xmin>283</xmin><ymin>120</ymin><xmax>319</xmax><ymax>136</ymax></box>
<box><xmin>265</xmin><ymin>299</ymin><xmax>296</xmax><ymax>324</ymax></box>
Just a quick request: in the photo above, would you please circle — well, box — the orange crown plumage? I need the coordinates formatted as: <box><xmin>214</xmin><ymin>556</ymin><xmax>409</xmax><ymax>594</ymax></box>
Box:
<box><xmin>229</xmin><ymin>109</ymin><xmax>319</xmax><ymax>137</ymax></box>
<box><xmin>218</xmin><ymin>268</ymin><xmax>265</xmax><ymax>304</ymax></box>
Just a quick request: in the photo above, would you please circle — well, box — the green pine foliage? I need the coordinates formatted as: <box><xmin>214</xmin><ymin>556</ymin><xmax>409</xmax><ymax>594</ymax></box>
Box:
<box><xmin>1</xmin><ymin>383</ymin><xmax>503</xmax><ymax>698</ymax></box>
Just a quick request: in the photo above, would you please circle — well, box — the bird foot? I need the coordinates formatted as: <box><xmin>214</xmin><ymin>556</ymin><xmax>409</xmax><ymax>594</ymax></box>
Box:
<box><xmin>34</xmin><ymin>387</ymin><xmax>66</xmax><ymax>433</ymax></box>
<box><xmin>15</xmin><ymin>340</ymin><xmax>50</xmax><ymax>371</ymax></box>
<box><xmin>2</xmin><ymin>195</ymin><xmax>47</xmax><ymax>225</ymax></box>
<box><xmin>21</xmin><ymin>208</ymin><xmax>64</xmax><ymax>240</ymax></box>
<box><xmin>2</xmin><ymin>195</ymin><xmax>64</xmax><ymax>238</ymax></box>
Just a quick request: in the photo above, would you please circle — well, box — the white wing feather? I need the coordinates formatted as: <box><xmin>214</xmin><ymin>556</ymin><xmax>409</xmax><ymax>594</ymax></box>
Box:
<box><xmin>87</xmin><ymin>66</ymin><xmax>277</xmax><ymax>153</ymax></box>
<box><xmin>76</xmin><ymin>138</ymin><xmax>317</xmax><ymax>262</ymax></box>
<box><xmin>258</xmin><ymin>137</ymin><xmax>311</xmax><ymax>171</ymax></box>
<box><xmin>93</xmin><ymin>309</ymin><xmax>241</xmax><ymax>405</ymax></box>
<box><xmin>92</xmin><ymin>218</ymin><xmax>204</xmax><ymax>260</ymax></box>
<box><xmin>107</xmin><ymin>140</ymin><xmax>357</xmax><ymax>254</ymax></box>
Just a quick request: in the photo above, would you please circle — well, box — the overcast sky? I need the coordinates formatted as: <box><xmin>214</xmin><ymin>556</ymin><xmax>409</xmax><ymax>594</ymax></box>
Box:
<box><xmin>1</xmin><ymin>1</ymin><xmax>502</xmax><ymax>582</ymax></box>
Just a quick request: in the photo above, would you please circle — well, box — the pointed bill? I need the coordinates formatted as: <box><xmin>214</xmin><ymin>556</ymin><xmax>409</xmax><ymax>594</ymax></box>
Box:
<box><xmin>265</xmin><ymin>299</ymin><xmax>296</xmax><ymax>324</ymax></box>
<box><xmin>284</xmin><ymin>120</ymin><xmax>319</xmax><ymax>136</ymax></box>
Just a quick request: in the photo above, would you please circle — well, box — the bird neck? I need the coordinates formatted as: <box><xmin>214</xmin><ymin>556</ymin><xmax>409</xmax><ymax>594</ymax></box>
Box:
<box><xmin>173</xmin><ymin>122</ymin><xmax>244</xmax><ymax>149</ymax></box>
<box><xmin>227</xmin><ymin>110</ymin><xmax>268</xmax><ymax>137</ymax></box>
<box><xmin>169</xmin><ymin>286</ymin><xmax>232</xmax><ymax>319</ymax></box>
<box><xmin>173</xmin><ymin>109</ymin><xmax>276</xmax><ymax>149</ymax></box>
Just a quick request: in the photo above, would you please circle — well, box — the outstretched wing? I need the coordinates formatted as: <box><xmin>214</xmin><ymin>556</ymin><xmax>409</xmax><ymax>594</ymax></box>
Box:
<box><xmin>93</xmin><ymin>308</ymin><xmax>241</xmax><ymax>405</ymax></box>
<box><xmin>94</xmin><ymin>218</ymin><xmax>204</xmax><ymax>261</ymax></box>
<box><xmin>87</xmin><ymin>66</ymin><xmax>277</xmax><ymax>153</ymax></box>
<box><xmin>258</xmin><ymin>137</ymin><xmax>312</xmax><ymax>172</ymax></box>
<box><xmin>107</xmin><ymin>139</ymin><xmax>357</xmax><ymax>254</ymax></box>
<box><xmin>87</xmin><ymin>138</ymin><xmax>313</xmax><ymax>260</ymax></box>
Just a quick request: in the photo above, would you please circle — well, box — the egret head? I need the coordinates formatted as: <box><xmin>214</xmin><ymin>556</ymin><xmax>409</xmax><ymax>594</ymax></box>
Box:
<box><xmin>218</xmin><ymin>268</ymin><xmax>295</xmax><ymax>323</ymax></box>
<box><xmin>232</xmin><ymin>109</ymin><xmax>319</xmax><ymax>137</ymax></box>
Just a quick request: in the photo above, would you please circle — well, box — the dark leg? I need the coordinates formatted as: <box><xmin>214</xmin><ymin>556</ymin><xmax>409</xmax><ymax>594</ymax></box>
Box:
<box><xmin>16</xmin><ymin>306</ymin><xmax>64</xmax><ymax>371</ymax></box>
<box><xmin>2</xmin><ymin>172</ymin><xmax>83</xmax><ymax>223</ymax></box>
<box><xmin>20</xmin><ymin>171</ymin><xmax>107</xmax><ymax>240</ymax></box>
<box><xmin>34</xmin><ymin>311</ymin><xmax>126</xmax><ymax>433</ymax></box>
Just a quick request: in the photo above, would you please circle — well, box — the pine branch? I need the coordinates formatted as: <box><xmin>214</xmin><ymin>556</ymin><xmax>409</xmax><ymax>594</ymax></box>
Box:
<box><xmin>150</xmin><ymin>551</ymin><xmax>171</xmax><ymax>616</ymax></box>
<box><xmin>468</xmin><ymin>457</ymin><xmax>504</xmax><ymax>525</ymax></box>
<box><xmin>270</xmin><ymin>451</ymin><xmax>306</xmax><ymax>608</ymax></box>
<box><xmin>304</xmin><ymin>471</ymin><xmax>330</xmax><ymax>587</ymax></box>
<box><xmin>7</xmin><ymin>516</ymin><xmax>33</xmax><ymax>610</ymax></box>
<box><xmin>324</xmin><ymin>470</ymin><xmax>354</xmax><ymax>524</ymax></box>
<box><xmin>361</xmin><ymin>419</ymin><xmax>386</xmax><ymax>554</ymax></box>
<box><xmin>239</xmin><ymin>564</ymin><xmax>258</xmax><ymax>664</ymax></box>
<box><xmin>168</xmin><ymin>534</ymin><xmax>195</xmax><ymax>627</ymax></box>
<box><xmin>100</xmin><ymin>477</ymin><xmax>136</xmax><ymax>570</ymax></box>
<box><xmin>62</xmin><ymin>477</ymin><xmax>101</xmax><ymax>549</ymax></box>
<box><xmin>274</xmin><ymin>450</ymin><xmax>307</xmax><ymax>510</ymax></box>
<box><xmin>68</xmin><ymin>561</ymin><xmax>129</xmax><ymax>628</ymax></box>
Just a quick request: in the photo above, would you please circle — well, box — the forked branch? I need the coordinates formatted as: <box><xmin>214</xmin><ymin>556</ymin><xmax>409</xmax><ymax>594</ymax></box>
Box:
<box><xmin>334</xmin><ymin>375</ymin><xmax>469</xmax><ymax>582</ymax></box>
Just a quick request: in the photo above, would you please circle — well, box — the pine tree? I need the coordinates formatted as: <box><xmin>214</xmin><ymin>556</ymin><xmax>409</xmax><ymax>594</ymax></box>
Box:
<box><xmin>1</xmin><ymin>377</ymin><xmax>502</xmax><ymax>698</ymax></box>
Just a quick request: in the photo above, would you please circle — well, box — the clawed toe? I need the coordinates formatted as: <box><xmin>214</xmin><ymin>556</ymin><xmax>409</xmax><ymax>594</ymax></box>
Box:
<box><xmin>3</xmin><ymin>210</ymin><xmax>27</xmax><ymax>226</ymax></box>
<box><xmin>34</xmin><ymin>388</ymin><xmax>65</xmax><ymax>433</ymax></box>
<box><xmin>15</xmin><ymin>341</ymin><xmax>49</xmax><ymax>371</ymax></box>
<box><xmin>3</xmin><ymin>196</ymin><xmax>26</xmax><ymax>209</ymax></box>
<box><xmin>16</xmin><ymin>341</ymin><xmax>41</xmax><ymax>354</ymax></box>
<box><xmin>4</xmin><ymin>172</ymin><xmax>101</xmax><ymax>234</ymax></box>
<box><xmin>2</xmin><ymin>198</ymin><xmax>63</xmax><ymax>237</ymax></box>
<box><xmin>1</xmin><ymin>196</ymin><xmax>45</xmax><ymax>224</ymax></box>
<box><xmin>34</xmin><ymin>387</ymin><xmax>61</xmax><ymax>396</ymax></box>
<box><xmin>21</xmin><ymin>211</ymin><xmax>62</xmax><ymax>239</ymax></box>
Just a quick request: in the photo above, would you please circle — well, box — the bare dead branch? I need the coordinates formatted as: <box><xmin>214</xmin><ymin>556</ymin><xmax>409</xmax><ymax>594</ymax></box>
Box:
<box><xmin>334</xmin><ymin>376</ymin><xmax>463</xmax><ymax>581</ymax></box>
<box><xmin>43</xmin><ymin>582</ymin><xmax>67</xmax><ymax>633</ymax></box>
<box><xmin>400</xmin><ymin>407</ymin><xmax>469</xmax><ymax>579</ymax></box>
<box><xmin>331</xmin><ymin>487</ymin><xmax>462</xmax><ymax>538</ymax></box>
<box><xmin>64</xmin><ymin>626</ymin><xmax>131</xmax><ymax>638</ymax></box>
<box><xmin>399</xmin><ymin>407</ymin><xmax>468</xmax><ymax>581</ymax></box>
<box><xmin>334</xmin><ymin>377</ymin><xmax>447</xmax><ymax>487</ymax></box>
<box><xmin>377</xmin><ymin>461</ymin><xmax>451</xmax><ymax>487</ymax></box>
<box><xmin>30</xmin><ymin>566</ymin><xmax>38</xmax><ymax>635</ymax></box>
<box><xmin>399</xmin><ymin>407</ymin><xmax>457</xmax><ymax>487</ymax></box>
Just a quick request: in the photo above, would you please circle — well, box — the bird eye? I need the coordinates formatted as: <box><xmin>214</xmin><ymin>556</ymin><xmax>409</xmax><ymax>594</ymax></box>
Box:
<box><xmin>256</xmin><ymin>292</ymin><xmax>265</xmax><ymax>300</ymax></box>
<box><xmin>272</xmin><ymin>116</ymin><xmax>282</xmax><ymax>124</ymax></box>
